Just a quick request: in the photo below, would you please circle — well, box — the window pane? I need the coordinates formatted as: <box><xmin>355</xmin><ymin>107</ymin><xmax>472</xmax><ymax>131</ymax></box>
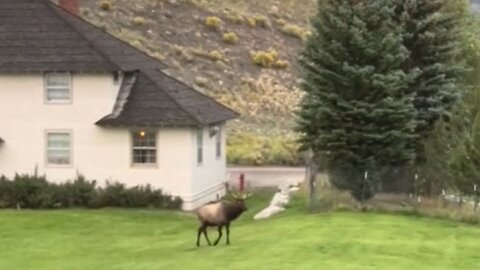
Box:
<box><xmin>47</xmin><ymin>133</ymin><xmax>71</xmax><ymax>165</ymax></box>
<box><xmin>133</xmin><ymin>131</ymin><xmax>155</xmax><ymax>147</ymax></box>
<box><xmin>197</xmin><ymin>129</ymin><xmax>203</xmax><ymax>164</ymax></box>
<box><xmin>133</xmin><ymin>149</ymin><xmax>156</xmax><ymax>164</ymax></box>
<box><xmin>46</xmin><ymin>73</ymin><xmax>69</xmax><ymax>87</ymax></box>
<box><xmin>45</xmin><ymin>73</ymin><xmax>70</xmax><ymax>102</ymax></box>
<box><xmin>147</xmin><ymin>137</ymin><xmax>156</xmax><ymax>147</ymax></box>
<box><xmin>216</xmin><ymin>128</ymin><xmax>221</xmax><ymax>158</ymax></box>
<box><xmin>132</xmin><ymin>131</ymin><xmax>156</xmax><ymax>164</ymax></box>
<box><xmin>47</xmin><ymin>133</ymin><xmax>70</xmax><ymax>148</ymax></box>
<box><xmin>47</xmin><ymin>88</ymin><xmax>70</xmax><ymax>101</ymax></box>
<box><xmin>197</xmin><ymin>147</ymin><xmax>203</xmax><ymax>164</ymax></box>
<box><xmin>47</xmin><ymin>156</ymin><xmax>70</xmax><ymax>165</ymax></box>
<box><xmin>47</xmin><ymin>150</ymin><xmax>70</xmax><ymax>164</ymax></box>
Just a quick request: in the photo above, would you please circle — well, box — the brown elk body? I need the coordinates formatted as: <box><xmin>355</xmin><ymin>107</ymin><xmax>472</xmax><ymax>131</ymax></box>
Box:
<box><xmin>195</xmin><ymin>190</ymin><xmax>251</xmax><ymax>246</ymax></box>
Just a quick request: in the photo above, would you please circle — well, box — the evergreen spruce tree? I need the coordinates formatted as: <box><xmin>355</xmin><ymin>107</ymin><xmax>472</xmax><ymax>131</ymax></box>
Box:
<box><xmin>423</xmin><ymin>1</ymin><xmax>480</xmax><ymax>196</ymax></box>
<box><xmin>397</xmin><ymin>0</ymin><xmax>465</xmax><ymax>163</ymax></box>
<box><xmin>297</xmin><ymin>0</ymin><xmax>418</xmax><ymax>200</ymax></box>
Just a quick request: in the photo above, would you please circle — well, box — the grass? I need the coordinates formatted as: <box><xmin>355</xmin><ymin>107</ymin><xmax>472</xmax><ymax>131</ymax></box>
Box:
<box><xmin>0</xmin><ymin>192</ymin><xmax>479</xmax><ymax>270</ymax></box>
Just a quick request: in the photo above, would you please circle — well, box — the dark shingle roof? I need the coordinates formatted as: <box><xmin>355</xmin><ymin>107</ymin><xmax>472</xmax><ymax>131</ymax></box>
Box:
<box><xmin>0</xmin><ymin>0</ymin><xmax>166</xmax><ymax>72</ymax></box>
<box><xmin>1</xmin><ymin>0</ymin><xmax>239</xmax><ymax>127</ymax></box>
<box><xmin>96</xmin><ymin>70</ymin><xmax>239</xmax><ymax>127</ymax></box>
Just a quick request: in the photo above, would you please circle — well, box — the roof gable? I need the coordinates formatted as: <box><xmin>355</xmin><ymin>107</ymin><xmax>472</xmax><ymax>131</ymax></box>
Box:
<box><xmin>0</xmin><ymin>0</ymin><xmax>166</xmax><ymax>72</ymax></box>
<box><xmin>96</xmin><ymin>71</ymin><xmax>239</xmax><ymax>127</ymax></box>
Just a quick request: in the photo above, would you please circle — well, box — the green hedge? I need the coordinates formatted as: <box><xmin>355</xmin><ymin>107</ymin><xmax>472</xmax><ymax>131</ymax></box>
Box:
<box><xmin>0</xmin><ymin>174</ymin><xmax>182</xmax><ymax>210</ymax></box>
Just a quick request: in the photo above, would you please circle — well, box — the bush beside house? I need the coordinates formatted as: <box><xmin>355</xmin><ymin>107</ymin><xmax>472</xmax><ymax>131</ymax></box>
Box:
<box><xmin>0</xmin><ymin>174</ymin><xmax>182</xmax><ymax>210</ymax></box>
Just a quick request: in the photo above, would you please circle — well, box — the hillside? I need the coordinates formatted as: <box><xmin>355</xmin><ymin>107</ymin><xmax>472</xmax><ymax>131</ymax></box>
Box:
<box><xmin>73</xmin><ymin>0</ymin><xmax>478</xmax><ymax>165</ymax></box>
<box><xmin>73</xmin><ymin>0</ymin><xmax>317</xmax><ymax>165</ymax></box>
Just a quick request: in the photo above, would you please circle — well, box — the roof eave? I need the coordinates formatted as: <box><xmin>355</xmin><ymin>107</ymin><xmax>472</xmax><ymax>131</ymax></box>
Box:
<box><xmin>94</xmin><ymin>115</ymin><xmax>239</xmax><ymax>128</ymax></box>
<box><xmin>95</xmin><ymin>121</ymin><xmax>203</xmax><ymax>129</ymax></box>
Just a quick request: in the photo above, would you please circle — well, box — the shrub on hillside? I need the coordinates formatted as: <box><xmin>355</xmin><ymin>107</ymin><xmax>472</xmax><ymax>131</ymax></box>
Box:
<box><xmin>272</xmin><ymin>60</ymin><xmax>289</xmax><ymax>69</ymax></box>
<box><xmin>275</xmin><ymin>18</ymin><xmax>287</xmax><ymax>27</ymax></box>
<box><xmin>208</xmin><ymin>50</ymin><xmax>223</xmax><ymax>61</ymax></box>
<box><xmin>222</xmin><ymin>32</ymin><xmax>239</xmax><ymax>44</ymax></box>
<box><xmin>280</xmin><ymin>24</ymin><xmax>310</xmax><ymax>41</ymax></box>
<box><xmin>253</xmin><ymin>15</ymin><xmax>269</xmax><ymax>28</ymax></box>
<box><xmin>225</xmin><ymin>11</ymin><xmax>244</xmax><ymax>24</ymax></box>
<box><xmin>132</xmin><ymin>16</ymin><xmax>146</xmax><ymax>26</ymax></box>
<box><xmin>191</xmin><ymin>48</ymin><xmax>225</xmax><ymax>62</ymax></box>
<box><xmin>99</xmin><ymin>1</ymin><xmax>112</xmax><ymax>11</ymax></box>
<box><xmin>250</xmin><ymin>49</ymin><xmax>278</xmax><ymax>68</ymax></box>
<box><xmin>246</xmin><ymin>17</ymin><xmax>256</xmax><ymax>27</ymax></box>
<box><xmin>205</xmin><ymin>16</ymin><xmax>222</xmax><ymax>31</ymax></box>
<box><xmin>0</xmin><ymin>174</ymin><xmax>182</xmax><ymax>210</ymax></box>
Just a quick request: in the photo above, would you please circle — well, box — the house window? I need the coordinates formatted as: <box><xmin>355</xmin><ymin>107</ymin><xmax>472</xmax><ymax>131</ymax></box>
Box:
<box><xmin>46</xmin><ymin>132</ymin><xmax>71</xmax><ymax>165</ymax></box>
<box><xmin>45</xmin><ymin>72</ymin><xmax>71</xmax><ymax>103</ymax></box>
<box><xmin>197</xmin><ymin>128</ymin><xmax>203</xmax><ymax>165</ymax></box>
<box><xmin>215</xmin><ymin>126</ymin><xmax>222</xmax><ymax>159</ymax></box>
<box><xmin>132</xmin><ymin>131</ymin><xmax>157</xmax><ymax>165</ymax></box>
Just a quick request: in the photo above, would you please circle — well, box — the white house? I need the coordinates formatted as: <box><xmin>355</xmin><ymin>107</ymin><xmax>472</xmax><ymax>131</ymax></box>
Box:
<box><xmin>0</xmin><ymin>0</ymin><xmax>239</xmax><ymax>210</ymax></box>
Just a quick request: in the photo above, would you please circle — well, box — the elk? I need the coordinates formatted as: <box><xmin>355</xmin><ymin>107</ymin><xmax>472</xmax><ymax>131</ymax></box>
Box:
<box><xmin>195</xmin><ymin>183</ymin><xmax>252</xmax><ymax>247</ymax></box>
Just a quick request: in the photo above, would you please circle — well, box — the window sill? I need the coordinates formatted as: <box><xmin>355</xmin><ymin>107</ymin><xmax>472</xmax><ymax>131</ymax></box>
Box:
<box><xmin>46</xmin><ymin>164</ymin><xmax>73</xmax><ymax>169</ymax></box>
<box><xmin>132</xmin><ymin>163</ymin><xmax>158</xmax><ymax>169</ymax></box>
<box><xmin>45</xmin><ymin>100</ymin><xmax>72</xmax><ymax>105</ymax></box>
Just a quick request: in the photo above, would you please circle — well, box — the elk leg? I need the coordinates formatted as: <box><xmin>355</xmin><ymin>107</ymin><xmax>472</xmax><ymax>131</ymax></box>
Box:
<box><xmin>226</xmin><ymin>223</ymin><xmax>230</xmax><ymax>245</ymax></box>
<box><xmin>213</xmin><ymin>226</ymin><xmax>223</xmax><ymax>246</ymax></box>
<box><xmin>203</xmin><ymin>226</ymin><xmax>212</xmax><ymax>246</ymax></box>
<box><xmin>196</xmin><ymin>225</ymin><xmax>205</xmax><ymax>247</ymax></box>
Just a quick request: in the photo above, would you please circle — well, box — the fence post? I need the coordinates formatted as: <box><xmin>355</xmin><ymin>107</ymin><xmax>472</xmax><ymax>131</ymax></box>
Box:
<box><xmin>239</xmin><ymin>174</ymin><xmax>245</xmax><ymax>192</ymax></box>
<box><xmin>307</xmin><ymin>152</ymin><xmax>317</xmax><ymax>212</ymax></box>
<box><xmin>474</xmin><ymin>184</ymin><xmax>478</xmax><ymax>214</ymax></box>
<box><xmin>361</xmin><ymin>171</ymin><xmax>368</xmax><ymax>203</ymax></box>
<box><xmin>442</xmin><ymin>189</ymin><xmax>447</xmax><ymax>209</ymax></box>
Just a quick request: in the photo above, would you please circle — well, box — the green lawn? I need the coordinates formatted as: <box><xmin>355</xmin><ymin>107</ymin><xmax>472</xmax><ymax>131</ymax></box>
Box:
<box><xmin>0</xmin><ymin>202</ymin><xmax>479</xmax><ymax>270</ymax></box>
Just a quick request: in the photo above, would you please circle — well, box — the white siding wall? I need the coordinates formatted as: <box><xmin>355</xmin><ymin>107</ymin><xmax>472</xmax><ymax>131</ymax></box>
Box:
<box><xmin>0</xmin><ymin>73</ymin><xmax>212</xmax><ymax>210</ymax></box>
<box><xmin>188</xmin><ymin>125</ymin><xmax>227</xmax><ymax>208</ymax></box>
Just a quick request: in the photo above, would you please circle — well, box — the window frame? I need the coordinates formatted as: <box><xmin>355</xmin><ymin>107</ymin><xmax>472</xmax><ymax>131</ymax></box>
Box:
<box><xmin>131</xmin><ymin>130</ymin><xmax>158</xmax><ymax>167</ymax></box>
<box><xmin>215</xmin><ymin>125</ymin><xmax>222</xmax><ymax>159</ymax></box>
<box><xmin>196</xmin><ymin>128</ymin><xmax>204</xmax><ymax>166</ymax></box>
<box><xmin>44</xmin><ymin>72</ymin><xmax>72</xmax><ymax>104</ymax></box>
<box><xmin>45</xmin><ymin>130</ymin><xmax>73</xmax><ymax>167</ymax></box>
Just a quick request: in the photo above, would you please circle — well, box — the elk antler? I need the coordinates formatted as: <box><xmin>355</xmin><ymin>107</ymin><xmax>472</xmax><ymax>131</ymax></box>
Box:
<box><xmin>223</xmin><ymin>181</ymin><xmax>253</xmax><ymax>200</ymax></box>
<box><xmin>241</xmin><ymin>192</ymin><xmax>253</xmax><ymax>199</ymax></box>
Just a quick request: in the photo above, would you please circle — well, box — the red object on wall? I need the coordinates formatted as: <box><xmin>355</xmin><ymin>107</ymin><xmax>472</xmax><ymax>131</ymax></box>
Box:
<box><xmin>239</xmin><ymin>174</ymin><xmax>245</xmax><ymax>192</ymax></box>
<box><xmin>59</xmin><ymin>0</ymin><xmax>80</xmax><ymax>15</ymax></box>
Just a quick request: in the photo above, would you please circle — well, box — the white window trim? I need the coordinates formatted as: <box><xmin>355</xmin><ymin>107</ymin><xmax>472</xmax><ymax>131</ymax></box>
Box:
<box><xmin>215</xmin><ymin>125</ymin><xmax>222</xmax><ymax>160</ymax></box>
<box><xmin>130</xmin><ymin>130</ymin><xmax>158</xmax><ymax>168</ymax></box>
<box><xmin>196</xmin><ymin>128</ymin><xmax>204</xmax><ymax>166</ymax></box>
<box><xmin>44</xmin><ymin>72</ymin><xmax>73</xmax><ymax>104</ymax></box>
<box><xmin>45</xmin><ymin>130</ymin><xmax>73</xmax><ymax>168</ymax></box>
